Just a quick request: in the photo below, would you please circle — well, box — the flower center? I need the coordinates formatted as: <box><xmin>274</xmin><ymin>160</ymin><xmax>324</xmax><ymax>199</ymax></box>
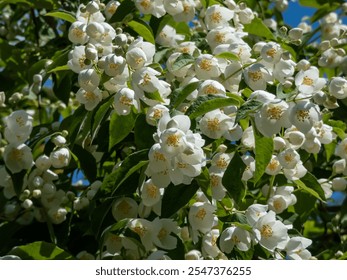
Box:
<box><xmin>83</xmin><ymin>91</ymin><xmax>97</xmax><ymax>101</ymax></box>
<box><xmin>284</xmin><ymin>153</ymin><xmax>294</xmax><ymax>163</ymax></box>
<box><xmin>207</xmin><ymin>117</ymin><xmax>221</xmax><ymax>131</ymax></box>
<box><xmin>231</xmin><ymin>235</ymin><xmax>241</xmax><ymax>244</ymax></box>
<box><xmin>11</xmin><ymin>148</ymin><xmax>24</xmax><ymax>161</ymax></box>
<box><xmin>260</xmin><ymin>224</ymin><xmax>273</xmax><ymax>238</ymax></box>
<box><xmin>140</xmin><ymin>0</ymin><xmax>151</xmax><ymax>10</ymax></box>
<box><xmin>248</xmin><ymin>70</ymin><xmax>263</xmax><ymax>82</ymax></box>
<box><xmin>177</xmin><ymin>162</ymin><xmax>187</xmax><ymax>169</ymax></box>
<box><xmin>141</xmin><ymin>73</ymin><xmax>151</xmax><ymax>86</ymax></box>
<box><xmin>216</xmin><ymin>157</ymin><xmax>228</xmax><ymax>168</ymax></box>
<box><xmin>72</xmin><ymin>28</ymin><xmax>84</xmax><ymax>38</ymax></box>
<box><xmin>153</xmin><ymin>109</ymin><xmax>163</xmax><ymax>120</ymax></box>
<box><xmin>166</xmin><ymin>134</ymin><xmax>180</xmax><ymax>147</ymax></box>
<box><xmin>195</xmin><ymin>208</ymin><xmax>207</xmax><ymax>220</ymax></box>
<box><xmin>15</xmin><ymin>116</ymin><xmax>25</xmax><ymax>127</ymax></box>
<box><xmin>302</xmin><ymin>76</ymin><xmax>313</xmax><ymax>86</ymax></box>
<box><xmin>119</xmin><ymin>95</ymin><xmax>132</xmax><ymax>106</ymax></box>
<box><xmin>109</xmin><ymin>63</ymin><xmax>119</xmax><ymax>70</ymax></box>
<box><xmin>107</xmin><ymin>3</ymin><xmax>117</xmax><ymax>14</ymax></box>
<box><xmin>146</xmin><ymin>184</ymin><xmax>158</xmax><ymax>199</ymax></box>
<box><xmin>267</xmin><ymin>159</ymin><xmax>280</xmax><ymax>171</ymax></box>
<box><xmin>296</xmin><ymin>109</ymin><xmax>310</xmax><ymax>122</ymax></box>
<box><xmin>153</xmin><ymin>151</ymin><xmax>166</xmax><ymax>161</ymax></box>
<box><xmin>205</xmin><ymin>85</ymin><xmax>219</xmax><ymax>94</ymax></box>
<box><xmin>158</xmin><ymin>228</ymin><xmax>167</xmax><ymax>240</ymax></box>
<box><xmin>273</xmin><ymin>200</ymin><xmax>282</xmax><ymax>211</ymax></box>
<box><xmin>267</xmin><ymin>106</ymin><xmax>283</xmax><ymax>120</ymax></box>
<box><xmin>199</xmin><ymin>59</ymin><xmax>213</xmax><ymax>71</ymax></box>
<box><xmin>78</xmin><ymin>55</ymin><xmax>86</xmax><ymax>68</ymax></box>
<box><xmin>133</xmin><ymin>226</ymin><xmax>147</xmax><ymax>237</ymax></box>
<box><xmin>210</xmin><ymin>11</ymin><xmax>222</xmax><ymax>23</ymax></box>
<box><xmin>117</xmin><ymin>200</ymin><xmax>131</xmax><ymax>214</ymax></box>
<box><xmin>215</xmin><ymin>32</ymin><xmax>226</xmax><ymax>43</ymax></box>
<box><xmin>210</xmin><ymin>174</ymin><xmax>219</xmax><ymax>187</ymax></box>
<box><xmin>266</xmin><ymin>48</ymin><xmax>277</xmax><ymax>58</ymax></box>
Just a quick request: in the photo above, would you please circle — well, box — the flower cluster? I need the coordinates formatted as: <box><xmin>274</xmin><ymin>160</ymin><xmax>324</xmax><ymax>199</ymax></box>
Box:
<box><xmin>0</xmin><ymin>0</ymin><xmax>346</xmax><ymax>260</ymax></box>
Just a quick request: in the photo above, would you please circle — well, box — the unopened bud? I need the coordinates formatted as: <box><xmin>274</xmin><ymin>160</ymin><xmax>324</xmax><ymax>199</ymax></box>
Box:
<box><xmin>336</xmin><ymin>48</ymin><xmax>345</xmax><ymax>56</ymax></box>
<box><xmin>297</xmin><ymin>59</ymin><xmax>311</xmax><ymax>71</ymax></box>
<box><xmin>288</xmin><ymin>28</ymin><xmax>303</xmax><ymax>40</ymax></box>
<box><xmin>279</xmin><ymin>26</ymin><xmax>288</xmax><ymax>35</ymax></box>
<box><xmin>319</xmin><ymin>40</ymin><xmax>331</xmax><ymax>51</ymax></box>
<box><xmin>330</xmin><ymin>38</ymin><xmax>339</xmax><ymax>47</ymax></box>
<box><xmin>86</xmin><ymin>1</ymin><xmax>99</xmax><ymax>14</ymax></box>
<box><xmin>22</xmin><ymin>199</ymin><xmax>33</xmax><ymax>209</ymax></box>
<box><xmin>33</xmin><ymin>74</ymin><xmax>43</xmax><ymax>84</ymax></box>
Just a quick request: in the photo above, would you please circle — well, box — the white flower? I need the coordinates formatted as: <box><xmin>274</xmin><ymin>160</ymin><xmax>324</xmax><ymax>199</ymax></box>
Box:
<box><xmin>3</xmin><ymin>143</ymin><xmax>33</xmax><ymax>173</ymax></box>
<box><xmin>198</xmin><ymin>80</ymin><xmax>226</xmax><ymax>96</ymax></box>
<box><xmin>128</xmin><ymin>218</ymin><xmax>154</xmax><ymax>251</ymax></box>
<box><xmin>189</xmin><ymin>202</ymin><xmax>216</xmax><ymax>234</ymax></box>
<box><xmin>241</xmin><ymin>126</ymin><xmax>255</xmax><ymax>149</ymax></box>
<box><xmin>50</xmin><ymin>147</ymin><xmax>71</xmax><ymax>168</ymax></box>
<box><xmin>265</xmin><ymin>155</ymin><xmax>282</xmax><ymax>175</ymax></box>
<box><xmin>260</xmin><ymin>42</ymin><xmax>283</xmax><ymax>64</ymax></box>
<box><xmin>68</xmin><ymin>46</ymin><xmax>91</xmax><ymax>74</ymax></box>
<box><xmin>335</xmin><ymin>138</ymin><xmax>347</xmax><ymax>160</ymax></box>
<box><xmin>112</xmin><ymin>197</ymin><xmax>138</xmax><ymax>221</ymax></box>
<box><xmin>135</xmin><ymin>0</ymin><xmax>166</xmax><ymax>18</ymax></box>
<box><xmin>244</xmin><ymin>63</ymin><xmax>272</xmax><ymax>91</ymax></box>
<box><xmin>68</xmin><ymin>21</ymin><xmax>88</xmax><ymax>45</ymax></box>
<box><xmin>104</xmin><ymin>54</ymin><xmax>127</xmax><ymax>77</ymax></box>
<box><xmin>199</xmin><ymin>109</ymin><xmax>234</xmax><ymax>139</ymax></box>
<box><xmin>283</xmin><ymin>162</ymin><xmax>307</xmax><ymax>181</ymax></box>
<box><xmin>245</xmin><ymin>204</ymin><xmax>268</xmax><ymax>226</ymax></box>
<box><xmin>253</xmin><ymin>210</ymin><xmax>289</xmax><ymax>252</ymax></box>
<box><xmin>76</xmin><ymin>87</ymin><xmax>103</xmax><ymax>111</ymax></box>
<box><xmin>4</xmin><ymin>110</ymin><xmax>33</xmax><ymax>144</ymax></box>
<box><xmin>166</xmin><ymin>52</ymin><xmax>192</xmax><ymax>77</ymax></box>
<box><xmin>204</xmin><ymin>5</ymin><xmax>234</xmax><ymax>30</ymax></box>
<box><xmin>185</xmin><ymin>250</ymin><xmax>202</xmax><ymax>260</ymax></box>
<box><xmin>76</xmin><ymin>4</ymin><xmax>105</xmax><ymax>23</ymax></box>
<box><xmin>283</xmin><ymin>128</ymin><xmax>306</xmax><ymax>150</ymax></box>
<box><xmin>219</xmin><ymin>226</ymin><xmax>252</xmax><ymax>253</ymax></box>
<box><xmin>202</xmin><ymin>229</ymin><xmax>221</xmax><ymax>258</ymax></box>
<box><xmin>206</xmin><ymin>26</ymin><xmax>242</xmax><ymax>50</ymax></box>
<box><xmin>104</xmin><ymin>0</ymin><xmax>120</xmax><ymax>20</ymax></box>
<box><xmin>78</xmin><ymin>69</ymin><xmax>100</xmax><ymax>92</ymax></box>
<box><xmin>329</xmin><ymin>77</ymin><xmax>347</xmax><ymax>99</ymax></box>
<box><xmin>126</xmin><ymin>47</ymin><xmax>147</xmax><ymax>70</ymax></box>
<box><xmin>128</xmin><ymin>37</ymin><xmax>155</xmax><ymax>64</ymax></box>
<box><xmin>209</xmin><ymin>173</ymin><xmax>226</xmax><ymax>200</ymax></box>
<box><xmin>242</xmin><ymin>155</ymin><xmax>255</xmax><ymax>181</ymax></box>
<box><xmin>288</xmin><ymin>100</ymin><xmax>321</xmax><ymax>134</ymax></box>
<box><xmin>278</xmin><ymin>148</ymin><xmax>300</xmax><ymax>169</ymax></box>
<box><xmin>156</xmin><ymin>25</ymin><xmax>184</xmax><ymax>47</ymax></box>
<box><xmin>332</xmin><ymin>177</ymin><xmax>347</xmax><ymax>191</ymax></box>
<box><xmin>268</xmin><ymin>190</ymin><xmax>296</xmax><ymax>214</ymax></box>
<box><xmin>295</xmin><ymin>66</ymin><xmax>326</xmax><ymax>95</ymax></box>
<box><xmin>141</xmin><ymin>179</ymin><xmax>161</xmax><ymax>207</ymax></box>
<box><xmin>48</xmin><ymin>207</ymin><xmax>68</xmax><ymax>224</ymax></box>
<box><xmin>209</xmin><ymin>152</ymin><xmax>232</xmax><ymax>173</ymax></box>
<box><xmin>113</xmin><ymin>88</ymin><xmax>138</xmax><ymax>115</ymax></box>
<box><xmin>255</xmin><ymin>99</ymin><xmax>290</xmax><ymax>137</ymax></box>
<box><xmin>194</xmin><ymin>54</ymin><xmax>221</xmax><ymax>79</ymax></box>
<box><xmin>223</xmin><ymin>61</ymin><xmax>243</xmax><ymax>92</ymax></box>
<box><xmin>285</xmin><ymin>237</ymin><xmax>312</xmax><ymax>260</ymax></box>
<box><xmin>318</xmin><ymin>179</ymin><xmax>333</xmax><ymax>199</ymax></box>
<box><xmin>164</xmin><ymin>0</ymin><xmax>196</xmax><ymax>22</ymax></box>
<box><xmin>35</xmin><ymin>155</ymin><xmax>52</xmax><ymax>171</ymax></box>
<box><xmin>52</xmin><ymin>135</ymin><xmax>66</xmax><ymax>147</ymax></box>
<box><xmin>146</xmin><ymin>104</ymin><xmax>170</xmax><ymax>126</ymax></box>
<box><xmin>152</xmin><ymin>217</ymin><xmax>178</xmax><ymax>250</ymax></box>
<box><xmin>273</xmin><ymin>59</ymin><xmax>296</xmax><ymax>83</ymax></box>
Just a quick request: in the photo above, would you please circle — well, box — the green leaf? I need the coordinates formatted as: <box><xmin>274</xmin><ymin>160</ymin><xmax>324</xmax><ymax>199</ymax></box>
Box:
<box><xmin>215</xmin><ymin>52</ymin><xmax>240</xmax><ymax>61</ymax></box>
<box><xmin>45</xmin><ymin>11</ymin><xmax>76</xmax><ymax>23</ymax></box>
<box><xmin>8</xmin><ymin>241</ymin><xmax>74</xmax><ymax>260</ymax></box>
<box><xmin>127</xmin><ymin>19</ymin><xmax>155</xmax><ymax>44</ymax></box>
<box><xmin>222</xmin><ymin>152</ymin><xmax>247</xmax><ymax>205</ymax></box>
<box><xmin>324</xmin><ymin>142</ymin><xmax>336</xmax><ymax>162</ymax></box>
<box><xmin>134</xmin><ymin>114</ymin><xmax>156</xmax><ymax>150</ymax></box>
<box><xmin>60</xmin><ymin>106</ymin><xmax>87</xmax><ymax>144</ymax></box>
<box><xmin>235</xmin><ymin>99</ymin><xmax>262</xmax><ymax>124</ymax></box>
<box><xmin>171</xmin><ymin>53</ymin><xmax>195</xmax><ymax>72</ymax></box>
<box><xmin>195</xmin><ymin>167</ymin><xmax>212</xmax><ymax>202</ymax></box>
<box><xmin>0</xmin><ymin>0</ymin><xmax>33</xmax><ymax>7</ymax></box>
<box><xmin>8</xmin><ymin>169</ymin><xmax>26</xmax><ymax>197</ymax></box>
<box><xmin>186</xmin><ymin>95</ymin><xmax>240</xmax><ymax>119</ymax></box>
<box><xmin>243</xmin><ymin>18</ymin><xmax>276</xmax><ymax>40</ymax></box>
<box><xmin>97</xmin><ymin>149</ymin><xmax>149</xmax><ymax>197</ymax></box>
<box><xmin>161</xmin><ymin>181</ymin><xmax>200</xmax><ymax>218</ymax></box>
<box><xmin>47</xmin><ymin>64</ymin><xmax>70</xmax><ymax>74</ymax></box>
<box><xmin>171</xmin><ymin>81</ymin><xmax>201</xmax><ymax>109</ymax></box>
<box><xmin>253</xmin><ymin>125</ymin><xmax>274</xmax><ymax>185</ymax></box>
<box><xmin>91</xmin><ymin>95</ymin><xmax>114</xmax><ymax>136</ymax></box>
<box><xmin>109</xmin><ymin>0</ymin><xmax>136</xmax><ymax>23</ymax></box>
<box><xmin>109</xmin><ymin>110</ymin><xmax>137</xmax><ymax>150</ymax></box>
<box><xmin>72</xmin><ymin>144</ymin><xmax>97</xmax><ymax>182</ymax></box>
<box><xmin>144</xmin><ymin>90</ymin><xmax>165</xmax><ymax>103</ymax></box>
<box><xmin>295</xmin><ymin>172</ymin><xmax>326</xmax><ymax>201</ymax></box>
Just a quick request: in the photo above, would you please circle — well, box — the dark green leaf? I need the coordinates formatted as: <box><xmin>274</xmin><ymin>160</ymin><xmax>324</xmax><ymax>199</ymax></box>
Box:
<box><xmin>127</xmin><ymin>19</ymin><xmax>155</xmax><ymax>44</ymax></box>
<box><xmin>253</xmin><ymin>125</ymin><xmax>274</xmax><ymax>185</ymax></box>
<box><xmin>45</xmin><ymin>11</ymin><xmax>76</xmax><ymax>23</ymax></box>
<box><xmin>8</xmin><ymin>241</ymin><xmax>74</xmax><ymax>260</ymax></box>
<box><xmin>295</xmin><ymin>172</ymin><xmax>326</xmax><ymax>201</ymax></box>
<box><xmin>109</xmin><ymin>110</ymin><xmax>137</xmax><ymax>150</ymax></box>
<box><xmin>186</xmin><ymin>95</ymin><xmax>240</xmax><ymax>119</ymax></box>
<box><xmin>161</xmin><ymin>181</ymin><xmax>200</xmax><ymax>218</ymax></box>
<box><xmin>97</xmin><ymin>149</ymin><xmax>149</xmax><ymax>198</ymax></box>
<box><xmin>171</xmin><ymin>53</ymin><xmax>195</xmax><ymax>72</ymax></box>
<box><xmin>235</xmin><ymin>99</ymin><xmax>262</xmax><ymax>124</ymax></box>
<box><xmin>222</xmin><ymin>152</ymin><xmax>247</xmax><ymax>205</ymax></box>
<box><xmin>109</xmin><ymin>0</ymin><xmax>136</xmax><ymax>23</ymax></box>
<box><xmin>9</xmin><ymin>169</ymin><xmax>26</xmax><ymax>197</ymax></box>
<box><xmin>195</xmin><ymin>167</ymin><xmax>212</xmax><ymax>202</ymax></box>
<box><xmin>243</xmin><ymin>18</ymin><xmax>276</xmax><ymax>40</ymax></box>
<box><xmin>134</xmin><ymin>114</ymin><xmax>156</xmax><ymax>150</ymax></box>
<box><xmin>60</xmin><ymin>106</ymin><xmax>87</xmax><ymax>144</ymax></box>
<box><xmin>91</xmin><ymin>95</ymin><xmax>114</xmax><ymax>136</ymax></box>
<box><xmin>171</xmin><ymin>81</ymin><xmax>201</xmax><ymax>109</ymax></box>
<box><xmin>72</xmin><ymin>144</ymin><xmax>97</xmax><ymax>182</ymax></box>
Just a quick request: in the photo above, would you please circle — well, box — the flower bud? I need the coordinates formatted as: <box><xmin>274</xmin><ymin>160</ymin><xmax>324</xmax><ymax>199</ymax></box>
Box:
<box><xmin>288</xmin><ymin>28</ymin><xmax>303</xmax><ymax>40</ymax></box>
<box><xmin>332</xmin><ymin>177</ymin><xmax>347</xmax><ymax>191</ymax></box>
<box><xmin>86</xmin><ymin>1</ymin><xmax>100</xmax><ymax>14</ymax></box>
<box><xmin>319</xmin><ymin>40</ymin><xmax>331</xmax><ymax>51</ymax></box>
<box><xmin>22</xmin><ymin>199</ymin><xmax>33</xmax><ymax>209</ymax></box>
<box><xmin>33</xmin><ymin>74</ymin><xmax>43</xmax><ymax>84</ymax></box>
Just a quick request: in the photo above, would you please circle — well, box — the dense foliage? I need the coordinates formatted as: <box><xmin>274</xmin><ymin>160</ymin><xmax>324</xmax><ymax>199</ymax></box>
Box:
<box><xmin>0</xmin><ymin>0</ymin><xmax>346</xmax><ymax>260</ymax></box>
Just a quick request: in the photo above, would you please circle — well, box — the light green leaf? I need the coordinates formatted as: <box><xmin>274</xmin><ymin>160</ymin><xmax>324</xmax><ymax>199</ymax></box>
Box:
<box><xmin>243</xmin><ymin>18</ymin><xmax>276</xmax><ymax>40</ymax></box>
<box><xmin>171</xmin><ymin>53</ymin><xmax>195</xmax><ymax>72</ymax></box>
<box><xmin>222</xmin><ymin>152</ymin><xmax>247</xmax><ymax>205</ymax></box>
<box><xmin>47</xmin><ymin>64</ymin><xmax>70</xmax><ymax>73</ymax></box>
<box><xmin>295</xmin><ymin>172</ymin><xmax>326</xmax><ymax>201</ymax></box>
<box><xmin>144</xmin><ymin>90</ymin><xmax>165</xmax><ymax>103</ymax></box>
<box><xmin>253</xmin><ymin>125</ymin><xmax>274</xmax><ymax>185</ymax></box>
<box><xmin>45</xmin><ymin>11</ymin><xmax>76</xmax><ymax>23</ymax></box>
<box><xmin>215</xmin><ymin>52</ymin><xmax>239</xmax><ymax>61</ymax></box>
<box><xmin>109</xmin><ymin>110</ymin><xmax>137</xmax><ymax>149</ymax></box>
<box><xmin>186</xmin><ymin>95</ymin><xmax>240</xmax><ymax>119</ymax></box>
<box><xmin>127</xmin><ymin>19</ymin><xmax>155</xmax><ymax>44</ymax></box>
<box><xmin>9</xmin><ymin>241</ymin><xmax>74</xmax><ymax>260</ymax></box>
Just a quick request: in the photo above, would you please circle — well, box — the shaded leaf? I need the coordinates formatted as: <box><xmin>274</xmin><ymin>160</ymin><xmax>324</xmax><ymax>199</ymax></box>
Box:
<box><xmin>134</xmin><ymin>114</ymin><xmax>156</xmax><ymax>150</ymax></box>
<box><xmin>243</xmin><ymin>18</ymin><xmax>276</xmax><ymax>40</ymax></box>
<box><xmin>72</xmin><ymin>144</ymin><xmax>97</xmax><ymax>182</ymax></box>
<box><xmin>186</xmin><ymin>95</ymin><xmax>240</xmax><ymax>119</ymax></box>
<box><xmin>171</xmin><ymin>81</ymin><xmax>201</xmax><ymax>109</ymax></box>
<box><xmin>171</xmin><ymin>53</ymin><xmax>195</xmax><ymax>72</ymax></box>
<box><xmin>127</xmin><ymin>19</ymin><xmax>155</xmax><ymax>44</ymax></box>
<box><xmin>222</xmin><ymin>152</ymin><xmax>247</xmax><ymax>205</ymax></box>
<box><xmin>235</xmin><ymin>99</ymin><xmax>262</xmax><ymax>124</ymax></box>
<box><xmin>296</xmin><ymin>172</ymin><xmax>326</xmax><ymax>201</ymax></box>
<box><xmin>9</xmin><ymin>241</ymin><xmax>74</xmax><ymax>260</ymax></box>
<box><xmin>161</xmin><ymin>181</ymin><xmax>200</xmax><ymax>218</ymax></box>
<box><xmin>109</xmin><ymin>0</ymin><xmax>136</xmax><ymax>23</ymax></box>
<box><xmin>45</xmin><ymin>11</ymin><xmax>76</xmax><ymax>23</ymax></box>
